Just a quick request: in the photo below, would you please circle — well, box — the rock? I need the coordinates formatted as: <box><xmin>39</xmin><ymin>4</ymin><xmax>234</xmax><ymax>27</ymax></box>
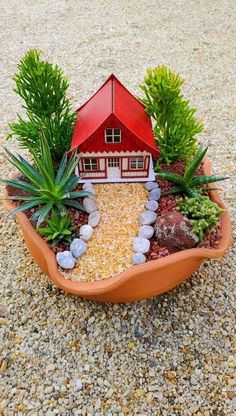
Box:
<box><xmin>132</xmin><ymin>252</ymin><xmax>146</xmax><ymax>264</ymax></box>
<box><xmin>44</xmin><ymin>386</ymin><xmax>53</xmax><ymax>394</ymax></box>
<box><xmin>47</xmin><ymin>364</ymin><xmax>55</xmax><ymax>371</ymax></box>
<box><xmin>79</xmin><ymin>224</ymin><xmax>93</xmax><ymax>241</ymax></box>
<box><xmin>56</xmin><ymin>251</ymin><xmax>76</xmax><ymax>269</ymax></box>
<box><xmin>0</xmin><ymin>360</ymin><xmax>7</xmax><ymax>373</ymax></box>
<box><xmin>145</xmin><ymin>200</ymin><xmax>158</xmax><ymax>211</ymax></box>
<box><xmin>70</xmin><ymin>238</ymin><xmax>87</xmax><ymax>258</ymax></box>
<box><xmin>139</xmin><ymin>210</ymin><xmax>157</xmax><ymax>225</ymax></box>
<box><xmin>145</xmin><ymin>181</ymin><xmax>159</xmax><ymax>191</ymax></box>
<box><xmin>83</xmin><ymin>198</ymin><xmax>97</xmax><ymax>213</ymax></box>
<box><xmin>154</xmin><ymin>211</ymin><xmax>199</xmax><ymax>251</ymax></box>
<box><xmin>0</xmin><ymin>307</ymin><xmax>8</xmax><ymax>318</ymax></box>
<box><xmin>139</xmin><ymin>225</ymin><xmax>154</xmax><ymax>239</ymax></box>
<box><xmin>133</xmin><ymin>237</ymin><xmax>150</xmax><ymax>254</ymax></box>
<box><xmin>148</xmin><ymin>188</ymin><xmax>161</xmax><ymax>201</ymax></box>
<box><xmin>88</xmin><ymin>210</ymin><xmax>101</xmax><ymax>227</ymax></box>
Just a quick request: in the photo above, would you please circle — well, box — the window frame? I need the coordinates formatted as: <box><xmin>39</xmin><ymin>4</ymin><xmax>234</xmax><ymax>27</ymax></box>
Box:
<box><xmin>129</xmin><ymin>156</ymin><xmax>145</xmax><ymax>170</ymax></box>
<box><xmin>83</xmin><ymin>158</ymin><xmax>99</xmax><ymax>171</ymax></box>
<box><xmin>105</xmin><ymin>128</ymin><xmax>121</xmax><ymax>144</ymax></box>
<box><xmin>108</xmin><ymin>158</ymin><xmax>120</xmax><ymax>168</ymax></box>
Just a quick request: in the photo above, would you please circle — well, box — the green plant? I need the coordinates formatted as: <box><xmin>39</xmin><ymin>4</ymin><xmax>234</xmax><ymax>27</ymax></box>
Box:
<box><xmin>1</xmin><ymin>134</ymin><xmax>90</xmax><ymax>226</ymax></box>
<box><xmin>156</xmin><ymin>146</ymin><xmax>228</xmax><ymax>197</ymax></box>
<box><xmin>178</xmin><ymin>195</ymin><xmax>224</xmax><ymax>240</ymax></box>
<box><xmin>8</xmin><ymin>49</ymin><xmax>77</xmax><ymax>162</ymax></box>
<box><xmin>139</xmin><ymin>65</ymin><xmax>204</xmax><ymax>164</ymax></box>
<box><xmin>37</xmin><ymin>210</ymin><xmax>75</xmax><ymax>248</ymax></box>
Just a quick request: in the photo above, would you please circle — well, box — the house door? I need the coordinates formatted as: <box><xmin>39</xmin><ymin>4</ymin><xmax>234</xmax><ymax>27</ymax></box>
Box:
<box><xmin>107</xmin><ymin>158</ymin><xmax>121</xmax><ymax>178</ymax></box>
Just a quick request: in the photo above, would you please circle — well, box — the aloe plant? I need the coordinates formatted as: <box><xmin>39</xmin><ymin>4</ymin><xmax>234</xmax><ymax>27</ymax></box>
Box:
<box><xmin>37</xmin><ymin>210</ymin><xmax>75</xmax><ymax>248</ymax></box>
<box><xmin>1</xmin><ymin>134</ymin><xmax>90</xmax><ymax>226</ymax></box>
<box><xmin>156</xmin><ymin>146</ymin><xmax>229</xmax><ymax>197</ymax></box>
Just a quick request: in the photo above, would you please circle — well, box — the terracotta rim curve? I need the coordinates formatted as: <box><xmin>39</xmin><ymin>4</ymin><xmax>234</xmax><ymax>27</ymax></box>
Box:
<box><xmin>2</xmin><ymin>157</ymin><xmax>232</xmax><ymax>299</ymax></box>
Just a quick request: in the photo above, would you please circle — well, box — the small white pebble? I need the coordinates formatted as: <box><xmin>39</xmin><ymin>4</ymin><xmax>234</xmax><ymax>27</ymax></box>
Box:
<box><xmin>70</xmin><ymin>238</ymin><xmax>87</xmax><ymax>258</ymax></box>
<box><xmin>56</xmin><ymin>251</ymin><xmax>76</xmax><ymax>269</ymax></box>
<box><xmin>133</xmin><ymin>237</ymin><xmax>150</xmax><ymax>253</ymax></box>
<box><xmin>79</xmin><ymin>224</ymin><xmax>93</xmax><ymax>241</ymax></box>
<box><xmin>139</xmin><ymin>225</ymin><xmax>154</xmax><ymax>239</ymax></box>
<box><xmin>132</xmin><ymin>252</ymin><xmax>146</xmax><ymax>264</ymax></box>
<box><xmin>145</xmin><ymin>200</ymin><xmax>158</xmax><ymax>211</ymax></box>
<box><xmin>145</xmin><ymin>181</ymin><xmax>159</xmax><ymax>191</ymax></box>
<box><xmin>75</xmin><ymin>379</ymin><xmax>83</xmax><ymax>390</ymax></box>
<box><xmin>88</xmin><ymin>210</ymin><xmax>101</xmax><ymax>227</ymax></box>
<box><xmin>139</xmin><ymin>210</ymin><xmax>157</xmax><ymax>225</ymax></box>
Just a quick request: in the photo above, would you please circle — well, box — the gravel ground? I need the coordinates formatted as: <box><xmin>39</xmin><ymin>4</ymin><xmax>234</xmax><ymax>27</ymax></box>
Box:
<box><xmin>68</xmin><ymin>183</ymin><xmax>147</xmax><ymax>282</ymax></box>
<box><xmin>0</xmin><ymin>1</ymin><xmax>236</xmax><ymax>415</ymax></box>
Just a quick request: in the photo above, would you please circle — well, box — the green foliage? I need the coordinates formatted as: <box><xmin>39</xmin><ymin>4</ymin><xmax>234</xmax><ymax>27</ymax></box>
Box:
<box><xmin>8</xmin><ymin>49</ymin><xmax>77</xmax><ymax>162</ymax></box>
<box><xmin>37</xmin><ymin>210</ymin><xmax>74</xmax><ymax>248</ymax></box>
<box><xmin>139</xmin><ymin>65</ymin><xmax>204</xmax><ymax>164</ymax></box>
<box><xmin>178</xmin><ymin>195</ymin><xmax>224</xmax><ymax>241</ymax></box>
<box><xmin>1</xmin><ymin>133</ymin><xmax>90</xmax><ymax>226</ymax></box>
<box><xmin>156</xmin><ymin>146</ymin><xmax>228</xmax><ymax>197</ymax></box>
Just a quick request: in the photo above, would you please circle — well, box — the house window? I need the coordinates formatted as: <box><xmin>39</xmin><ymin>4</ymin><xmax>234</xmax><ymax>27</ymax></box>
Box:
<box><xmin>83</xmin><ymin>158</ymin><xmax>98</xmax><ymax>171</ymax></box>
<box><xmin>105</xmin><ymin>128</ymin><xmax>121</xmax><ymax>143</ymax></box>
<box><xmin>130</xmin><ymin>157</ymin><xmax>144</xmax><ymax>170</ymax></box>
<box><xmin>108</xmin><ymin>158</ymin><xmax>120</xmax><ymax>168</ymax></box>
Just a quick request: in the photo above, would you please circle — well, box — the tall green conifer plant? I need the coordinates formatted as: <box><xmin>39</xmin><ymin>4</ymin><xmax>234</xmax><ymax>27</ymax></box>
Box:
<box><xmin>8</xmin><ymin>50</ymin><xmax>77</xmax><ymax>162</ymax></box>
<box><xmin>139</xmin><ymin>65</ymin><xmax>204</xmax><ymax>164</ymax></box>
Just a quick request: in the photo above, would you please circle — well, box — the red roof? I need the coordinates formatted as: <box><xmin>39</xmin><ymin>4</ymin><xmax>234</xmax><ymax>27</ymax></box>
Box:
<box><xmin>70</xmin><ymin>74</ymin><xmax>158</xmax><ymax>156</ymax></box>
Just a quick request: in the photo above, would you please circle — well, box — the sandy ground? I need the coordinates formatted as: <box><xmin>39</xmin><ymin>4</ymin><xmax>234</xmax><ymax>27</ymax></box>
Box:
<box><xmin>0</xmin><ymin>1</ymin><xmax>236</xmax><ymax>415</ymax></box>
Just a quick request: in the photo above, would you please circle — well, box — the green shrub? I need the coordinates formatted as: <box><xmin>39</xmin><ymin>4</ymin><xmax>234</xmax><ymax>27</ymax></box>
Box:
<box><xmin>8</xmin><ymin>49</ymin><xmax>77</xmax><ymax>162</ymax></box>
<box><xmin>178</xmin><ymin>195</ymin><xmax>224</xmax><ymax>240</ymax></box>
<box><xmin>37</xmin><ymin>210</ymin><xmax>75</xmax><ymax>248</ymax></box>
<box><xmin>139</xmin><ymin>65</ymin><xmax>204</xmax><ymax>164</ymax></box>
<box><xmin>156</xmin><ymin>146</ymin><xmax>228</xmax><ymax>197</ymax></box>
<box><xmin>1</xmin><ymin>133</ymin><xmax>90</xmax><ymax>226</ymax></box>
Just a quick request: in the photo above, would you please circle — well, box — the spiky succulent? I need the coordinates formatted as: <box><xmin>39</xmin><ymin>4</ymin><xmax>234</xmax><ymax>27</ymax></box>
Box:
<box><xmin>155</xmin><ymin>146</ymin><xmax>228</xmax><ymax>197</ymax></box>
<box><xmin>37</xmin><ymin>210</ymin><xmax>75</xmax><ymax>248</ymax></box>
<box><xmin>1</xmin><ymin>133</ymin><xmax>90</xmax><ymax>226</ymax></box>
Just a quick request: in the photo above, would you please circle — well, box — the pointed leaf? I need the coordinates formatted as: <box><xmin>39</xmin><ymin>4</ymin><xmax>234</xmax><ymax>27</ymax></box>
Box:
<box><xmin>156</xmin><ymin>170</ymin><xmax>185</xmax><ymax>186</ymax></box>
<box><xmin>184</xmin><ymin>146</ymin><xmax>208</xmax><ymax>181</ymax></box>
<box><xmin>191</xmin><ymin>175</ymin><xmax>229</xmax><ymax>187</ymax></box>
<box><xmin>63</xmin><ymin>199</ymin><xmax>86</xmax><ymax>212</ymax></box>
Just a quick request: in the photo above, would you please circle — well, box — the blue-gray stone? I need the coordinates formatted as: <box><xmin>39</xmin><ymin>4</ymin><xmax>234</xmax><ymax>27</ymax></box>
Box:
<box><xmin>70</xmin><ymin>238</ymin><xmax>87</xmax><ymax>258</ymax></box>
<box><xmin>56</xmin><ymin>251</ymin><xmax>76</xmax><ymax>269</ymax></box>
<box><xmin>148</xmin><ymin>188</ymin><xmax>161</xmax><ymax>201</ymax></box>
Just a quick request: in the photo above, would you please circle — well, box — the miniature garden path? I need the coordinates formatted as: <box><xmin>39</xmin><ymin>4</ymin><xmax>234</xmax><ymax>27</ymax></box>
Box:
<box><xmin>68</xmin><ymin>183</ymin><xmax>148</xmax><ymax>281</ymax></box>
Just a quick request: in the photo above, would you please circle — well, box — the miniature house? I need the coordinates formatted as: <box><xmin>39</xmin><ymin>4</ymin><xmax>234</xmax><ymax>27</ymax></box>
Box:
<box><xmin>70</xmin><ymin>74</ymin><xmax>159</xmax><ymax>182</ymax></box>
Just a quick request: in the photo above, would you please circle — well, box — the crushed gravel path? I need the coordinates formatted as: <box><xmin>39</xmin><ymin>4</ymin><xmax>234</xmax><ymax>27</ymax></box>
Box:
<box><xmin>0</xmin><ymin>1</ymin><xmax>236</xmax><ymax>415</ymax></box>
<box><xmin>68</xmin><ymin>183</ymin><xmax>147</xmax><ymax>282</ymax></box>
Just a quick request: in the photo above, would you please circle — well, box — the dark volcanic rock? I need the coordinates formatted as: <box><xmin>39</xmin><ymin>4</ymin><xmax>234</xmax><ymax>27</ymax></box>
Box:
<box><xmin>154</xmin><ymin>211</ymin><xmax>199</xmax><ymax>251</ymax></box>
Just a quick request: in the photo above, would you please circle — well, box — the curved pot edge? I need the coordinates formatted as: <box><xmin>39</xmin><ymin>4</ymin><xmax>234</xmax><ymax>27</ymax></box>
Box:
<box><xmin>2</xmin><ymin>157</ymin><xmax>232</xmax><ymax>298</ymax></box>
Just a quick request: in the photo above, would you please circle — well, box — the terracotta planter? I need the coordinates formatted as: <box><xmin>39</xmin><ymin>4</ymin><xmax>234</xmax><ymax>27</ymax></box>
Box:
<box><xmin>3</xmin><ymin>158</ymin><xmax>231</xmax><ymax>303</ymax></box>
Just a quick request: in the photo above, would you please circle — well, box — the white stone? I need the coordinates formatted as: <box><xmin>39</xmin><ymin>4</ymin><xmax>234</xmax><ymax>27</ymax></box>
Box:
<box><xmin>88</xmin><ymin>210</ymin><xmax>101</xmax><ymax>227</ymax></box>
<box><xmin>145</xmin><ymin>200</ymin><xmax>159</xmax><ymax>211</ymax></box>
<box><xmin>133</xmin><ymin>237</ymin><xmax>150</xmax><ymax>253</ymax></box>
<box><xmin>75</xmin><ymin>379</ymin><xmax>83</xmax><ymax>390</ymax></box>
<box><xmin>82</xmin><ymin>181</ymin><xmax>93</xmax><ymax>190</ymax></box>
<box><xmin>132</xmin><ymin>252</ymin><xmax>146</xmax><ymax>264</ymax></box>
<box><xmin>79</xmin><ymin>224</ymin><xmax>93</xmax><ymax>241</ymax></box>
<box><xmin>83</xmin><ymin>198</ymin><xmax>98</xmax><ymax>213</ymax></box>
<box><xmin>148</xmin><ymin>188</ymin><xmax>161</xmax><ymax>201</ymax></box>
<box><xmin>56</xmin><ymin>251</ymin><xmax>76</xmax><ymax>269</ymax></box>
<box><xmin>139</xmin><ymin>225</ymin><xmax>154</xmax><ymax>239</ymax></box>
<box><xmin>70</xmin><ymin>238</ymin><xmax>87</xmax><ymax>258</ymax></box>
<box><xmin>139</xmin><ymin>210</ymin><xmax>157</xmax><ymax>225</ymax></box>
<box><xmin>145</xmin><ymin>181</ymin><xmax>159</xmax><ymax>191</ymax></box>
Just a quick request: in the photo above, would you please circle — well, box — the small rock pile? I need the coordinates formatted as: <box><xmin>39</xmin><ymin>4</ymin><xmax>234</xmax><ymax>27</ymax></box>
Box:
<box><xmin>56</xmin><ymin>182</ymin><xmax>101</xmax><ymax>269</ymax></box>
<box><xmin>132</xmin><ymin>181</ymin><xmax>161</xmax><ymax>265</ymax></box>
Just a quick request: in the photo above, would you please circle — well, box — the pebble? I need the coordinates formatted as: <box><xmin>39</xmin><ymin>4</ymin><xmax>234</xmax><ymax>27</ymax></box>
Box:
<box><xmin>75</xmin><ymin>379</ymin><xmax>83</xmax><ymax>390</ymax></box>
<box><xmin>139</xmin><ymin>225</ymin><xmax>154</xmax><ymax>239</ymax></box>
<box><xmin>145</xmin><ymin>181</ymin><xmax>159</xmax><ymax>191</ymax></box>
<box><xmin>82</xmin><ymin>181</ymin><xmax>93</xmax><ymax>190</ymax></box>
<box><xmin>56</xmin><ymin>251</ymin><xmax>76</xmax><ymax>269</ymax></box>
<box><xmin>0</xmin><ymin>360</ymin><xmax>7</xmax><ymax>373</ymax></box>
<box><xmin>44</xmin><ymin>386</ymin><xmax>53</xmax><ymax>394</ymax></box>
<box><xmin>145</xmin><ymin>200</ymin><xmax>159</xmax><ymax>211</ymax></box>
<box><xmin>148</xmin><ymin>188</ymin><xmax>161</xmax><ymax>201</ymax></box>
<box><xmin>79</xmin><ymin>224</ymin><xmax>93</xmax><ymax>241</ymax></box>
<box><xmin>132</xmin><ymin>252</ymin><xmax>146</xmax><ymax>264</ymax></box>
<box><xmin>0</xmin><ymin>306</ymin><xmax>8</xmax><ymax>317</ymax></box>
<box><xmin>139</xmin><ymin>210</ymin><xmax>157</xmax><ymax>225</ymax></box>
<box><xmin>88</xmin><ymin>210</ymin><xmax>101</xmax><ymax>227</ymax></box>
<box><xmin>83</xmin><ymin>198</ymin><xmax>98</xmax><ymax>213</ymax></box>
<box><xmin>47</xmin><ymin>364</ymin><xmax>55</xmax><ymax>372</ymax></box>
<box><xmin>133</xmin><ymin>237</ymin><xmax>150</xmax><ymax>254</ymax></box>
<box><xmin>70</xmin><ymin>238</ymin><xmax>87</xmax><ymax>258</ymax></box>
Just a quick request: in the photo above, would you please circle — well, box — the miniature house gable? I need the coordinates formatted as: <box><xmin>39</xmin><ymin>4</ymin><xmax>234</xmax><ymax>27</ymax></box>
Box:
<box><xmin>70</xmin><ymin>74</ymin><xmax>159</xmax><ymax>182</ymax></box>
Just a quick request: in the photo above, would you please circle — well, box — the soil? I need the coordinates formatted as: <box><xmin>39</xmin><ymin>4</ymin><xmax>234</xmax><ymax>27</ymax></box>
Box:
<box><xmin>6</xmin><ymin>162</ymin><xmax>223</xmax><ymax>265</ymax></box>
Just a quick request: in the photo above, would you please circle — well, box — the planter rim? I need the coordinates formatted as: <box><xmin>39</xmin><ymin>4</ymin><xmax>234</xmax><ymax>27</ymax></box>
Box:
<box><xmin>2</xmin><ymin>157</ymin><xmax>232</xmax><ymax>297</ymax></box>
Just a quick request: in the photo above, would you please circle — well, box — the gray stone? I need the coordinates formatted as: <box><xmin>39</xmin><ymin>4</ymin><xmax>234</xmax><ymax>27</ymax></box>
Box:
<box><xmin>139</xmin><ymin>210</ymin><xmax>157</xmax><ymax>225</ymax></box>
<box><xmin>56</xmin><ymin>251</ymin><xmax>76</xmax><ymax>269</ymax></box>
<box><xmin>145</xmin><ymin>181</ymin><xmax>159</xmax><ymax>191</ymax></box>
<box><xmin>88</xmin><ymin>210</ymin><xmax>101</xmax><ymax>227</ymax></box>
<box><xmin>133</xmin><ymin>237</ymin><xmax>150</xmax><ymax>253</ymax></box>
<box><xmin>139</xmin><ymin>225</ymin><xmax>154</xmax><ymax>239</ymax></box>
<box><xmin>83</xmin><ymin>198</ymin><xmax>98</xmax><ymax>213</ymax></box>
<box><xmin>70</xmin><ymin>238</ymin><xmax>87</xmax><ymax>258</ymax></box>
<box><xmin>148</xmin><ymin>188</ymin><xmax>161</xmax><ymax>201</ymax></box>
<box><xmin>79</xmin><ymin>224</ymin><xmax>93</xmax><ymax>241</ymax></box>
<box><xmin>132</xmin><ymin>252</ymin><xmax>146</xmax><ymax>264</ymax></box>
<box><xmin>145</xmin><ymin>200</ymin><xmax>159</xmax><ymax>211</ymax></box>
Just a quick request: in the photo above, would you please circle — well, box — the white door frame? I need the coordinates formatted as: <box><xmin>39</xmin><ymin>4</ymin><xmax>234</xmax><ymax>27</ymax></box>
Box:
<box><xmin>107</xmin><ymin>157</ymin><xmax>121</xmax><ymax>178</ymax></box>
